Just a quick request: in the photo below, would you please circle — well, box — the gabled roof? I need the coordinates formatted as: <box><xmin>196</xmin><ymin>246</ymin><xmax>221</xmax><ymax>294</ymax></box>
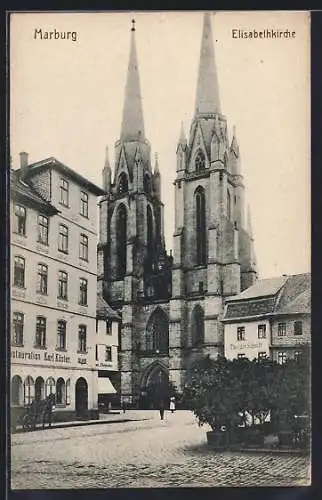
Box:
<box><xmin>23</xmin><ymin>157</ymin><xmax>106</xmax><ymax>196</ymax></box>
<box><xmin>11</xmin><ymin>170</ymin><xmax>59</xmax><ymax>215</ymax></box>
<box><xmin>224</xmin><ymin>273</ymin><xmax>310</xmax><ymax>321</ymax></box>
<box><xmin>97</xmin><ymin>294</ymin><xmax>121</xmax><ymax>321</ymax></box>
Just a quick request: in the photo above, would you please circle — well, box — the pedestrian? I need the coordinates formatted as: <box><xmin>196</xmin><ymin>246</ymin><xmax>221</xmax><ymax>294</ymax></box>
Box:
<box><xmin>122</xmin><ymin>401</ymin><xmax>127</xmax><ymax>414</ymax></box>
<box><xmin>159</xmin><ymin>400</ymin><xmax>165</xmax><ymax>420</ymax></box>
<box><xmin>170</xmin><ymin>397</ymin><xmax>176</xmax><ymax>414</ymax></box>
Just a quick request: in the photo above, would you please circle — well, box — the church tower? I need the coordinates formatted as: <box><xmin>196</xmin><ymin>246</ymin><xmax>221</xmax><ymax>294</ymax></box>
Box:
<box><xmin>169</xmin><ymin>13</ymin><xmax>257</xmax><ymax>390</ymax></box>
<box><xmin>98</xmin><ymin>20</ymin><xmax>172</xmax><ymax>407</ymax></box>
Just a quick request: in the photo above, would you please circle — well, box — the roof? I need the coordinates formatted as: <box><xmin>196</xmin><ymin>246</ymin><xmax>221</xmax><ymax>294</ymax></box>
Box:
<box><xmin>11</xmin><ymin>170</ymin><xmax>59</xmax><ymax>215</ymax></box>
<box><xmin>97</xmin><ymin>294</ymin><xmax>121</xmax><ymax>321</ymax></box>
<box><xmin>23</xmin><ymin>157</ymin><xmax>106</xmax><ymax>196</ymax></box>
<box><xmin>224</xmin><ymin>273</ymin><xmax>310</xmax><ymax>321</ymax></box>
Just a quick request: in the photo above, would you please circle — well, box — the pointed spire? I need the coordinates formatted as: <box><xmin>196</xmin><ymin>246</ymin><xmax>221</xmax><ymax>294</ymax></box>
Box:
<box><xmin>154</xmin><ymin>152</ymin><xmax>160</xmax><ymax>175</ymax></box>
<box><xmin>102</xmin><ymin>146</ymin><xmax>111</xmax><ymax>192</ymax></box>
<box><xmin>231</xmin><ymin>125</ymin><xmax>239</xmax><ymax>155</ymax></box>
<box><xmin>120</xmin><ymin>19</ymin><xmax>145</xmax><ymax>142</ymax></box>
<box><xmin>104</xmin><ymin>146</ymin><xmax>110</xmax><ymax>167</ymax></box>
<box><xmin>247</xmin><ymin>205</ymin><xmax>253</xmax><ymax>238</ymax></box>
<box><xmin>195</xmin><ymin>12</ymin><xmax>221</xmax><ymax>116</ymax></box>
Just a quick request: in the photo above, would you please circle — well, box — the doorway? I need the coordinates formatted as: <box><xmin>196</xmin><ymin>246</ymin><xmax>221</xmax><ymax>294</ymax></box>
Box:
<box><xmin>75</xmin><ymin>377</ymin><xmax>88</xmax><ymax>416</ymax></box>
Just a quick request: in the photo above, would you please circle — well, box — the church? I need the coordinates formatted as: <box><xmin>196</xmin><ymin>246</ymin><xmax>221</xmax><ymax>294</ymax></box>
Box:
<box><xmin>97</xmin><ymin>13</ymin><xmax>257</xmax><ymax>408</ymax></box>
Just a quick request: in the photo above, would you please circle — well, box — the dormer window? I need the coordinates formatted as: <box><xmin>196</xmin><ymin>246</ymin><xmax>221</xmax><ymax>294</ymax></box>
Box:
<box><xmin>195</xmin><ymin>149</ymin><xmax>205</xmax><ymax>172</ymax></box>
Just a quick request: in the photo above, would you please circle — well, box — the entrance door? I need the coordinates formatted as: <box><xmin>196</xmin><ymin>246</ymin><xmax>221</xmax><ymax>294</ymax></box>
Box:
<box><xmin>145</xmin><ymin>366</ymin><xmax>169</xmax><ymax>409</ymax></box>
<box><xmin>75</xmin><ymin>377</ymin><xmax>88</xmax><ymax>416</ymax></box>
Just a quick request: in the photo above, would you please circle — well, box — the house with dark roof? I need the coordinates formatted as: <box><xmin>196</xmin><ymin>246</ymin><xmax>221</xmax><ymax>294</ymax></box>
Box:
<box><xmin>222</xmin><ymin>273</ymin><xmax>311</xmax><ymax>363</ymax></box>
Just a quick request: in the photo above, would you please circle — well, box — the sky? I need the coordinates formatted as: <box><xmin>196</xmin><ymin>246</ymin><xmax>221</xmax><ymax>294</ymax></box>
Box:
<box><xmin>10</xmin><ymin>10</ymin><xmax>310</xmax><ymax>279</ymax></box>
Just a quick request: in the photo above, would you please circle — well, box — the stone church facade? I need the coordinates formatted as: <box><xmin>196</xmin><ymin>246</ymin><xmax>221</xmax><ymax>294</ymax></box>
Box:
<box><xmin>97</xmin><ymin>14</ymin><xmax>257</xmax><ymax>408</ymax></box>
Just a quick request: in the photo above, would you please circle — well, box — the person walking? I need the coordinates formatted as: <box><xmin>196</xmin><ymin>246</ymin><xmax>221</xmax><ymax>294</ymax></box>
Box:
<box><xmin>170</xmin><ymin>397</ymin><xmax>176</xmax><ymax>414</ymax></box>
<box><xmin>159</xmin><ymin>400</ymin><xmax>165</xmax><ymax>420</ymax></box>
<box><xmin>121</xmin><ymin>401</ymin><xmax>127</xmax><ymax>414</ymax></box>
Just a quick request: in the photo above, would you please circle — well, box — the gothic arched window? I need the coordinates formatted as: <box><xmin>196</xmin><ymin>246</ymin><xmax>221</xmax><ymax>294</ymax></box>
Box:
<box><xmin>227</xmin><ymin>189</ymin><xmax>231</xmax><ymax>220</ymax></box>
<box><xmin>191</xmin><ymin>305</ymin><xmax>205</xmax><ymax>346</ymax></box>
<box><xmin>117</xmin><ymin>173</ymin><xmax>128</xmax><ymax>195</ymax></box>
<box><xmin>144</xmin><ymin>174</ymin><xmax>152</xmax><ymax>195</ymax></box>
<box><xmin>195</xmin><ymin>187</ymin><xmax>206</xmax><ymax>265</ymax></box>
<box><xmin>195</xmin><ymin>149</ymin><xmax>206</xmax><ymax>172</ymax></box>
<box><xmin>146</xmin><ymin>308</ymin><xmax>169</xmax><ymax>354</ymax></box>
<box><xmin>116</xmin><ymin>204</ymin><xmax>127</xmax><ymax>279</ymax></box>
<box><xmin>147</xmin><ymin>205</ymin><xmax>154</xmax><ymax>257</ymax></box>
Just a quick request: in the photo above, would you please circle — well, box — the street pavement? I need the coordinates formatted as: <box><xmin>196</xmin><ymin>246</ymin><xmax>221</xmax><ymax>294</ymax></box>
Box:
<box><xmin>10</xmin><ymin>410</ymin><xmax>310</xmax><ymax>489</ymax></box>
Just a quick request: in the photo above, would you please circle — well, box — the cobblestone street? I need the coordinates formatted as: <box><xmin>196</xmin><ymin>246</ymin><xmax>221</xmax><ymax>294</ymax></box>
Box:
<box><xmin>11</xmin><ymin>411</ymin><xmax>310</xmax><ymax>489</ymax></box>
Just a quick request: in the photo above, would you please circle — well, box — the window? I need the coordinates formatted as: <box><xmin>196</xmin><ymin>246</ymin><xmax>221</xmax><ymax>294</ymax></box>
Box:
<box><xmin>57</xmin><ymin>320</ymin><xmax>66</xmax><ymax>349</ymax></box>
<box><xmin>58</xmin><ymin>224</ymin><xmax>69</xmax><ymax>253</ymax></box>
<box><xmin>37</xmin><ymin>263</ymin><xmax>48</xmax><ymax>294</ymax></box>
<box><xmin>278</xmin><ymin>351</ymin><xmax>287</xmax><ymax>365</ymax></box>
<box><xmin>198</xmin><ymin>281</ymin><xmax>204</xmax><ymax>294</ymax></box>
<box><xmin>258</xmin><ymin>352</ymin><xmax>267</xmax><ymax>360</ymax></box>
<box><xmin>237</xmin><ymin>326</ymin><xmax>245</xmax><ymax>341</ymax></box>
<box><xmin>105</xmin><ymin>346</ymin><xmax>112</xmax><ymax>362</ymax></box>
<box><xmin>13</xmin><ymin>205</ymin><xmax>26</xmax><ymax>235</ymax></box>
<box><xmin>35</xmin><ymin>316</ymin><xmax>46</xmax><ymax>347</ymax></box>
<box><xmin>294</xmin><ymin>321</ymin><xmax>303</xmax><ymax>336</ymax></box>
<box><xmin>195</xmin><ymin>187</ymin><xmax>206</xmax><ymax>265</ymax></box>
<box><xmin>78</xmin><ymin>325</ymin><xmax>87</xmax><ymax>353</ymax></box>
<box><xmin>45</xmin><ymin>377</ymin><xmax>55</xmax><ymax>398</ymax></box>
<box><xmin>195</xmin><ymin>149</ymin><xmax>205</xmax><ymax>172</ymax></box>
<box><xmin>116</xmin><ymin>204</ymin><xmax>127</xmax><ymax>278</ymax></box>
<box><xmin>258</xmin><ymin>324</ymin><xmax>266</xmax><ymax>339</ymax></box>
<box><xmin>58</xmin><ymin>271</ymin><xmax>68</xmax><ymax>300</ymax></box>
<box><xmin>12</xmin><ymin>312</ymin><xmax>24</xmax><ymax>346</ymax></box>
<box><xmin>24</xmin><ymin>376</ymin><xmax>35</xmax><ymax>405</ymax></box>
<box><xmin>278</xmin><ymin>322</ymin><xmax>286</xmax><ymax>337</ymax></box>
<box><xmin>79</xmin><ymin>278</ymin><xmax>88</xmax><ymax>306</ymax></box>
<box><xmin>237</xmin><ymin>353</ymin><xmax>246</xmax><ymax>359</ymax></box>
<box><xmin>294</xmin><ymin>351</ymin><xmax>302</xmax><ymax>361</ymax></box>
<box><xmin>191</xmin><ymin>305</ymin><xmax>205</xmax><ymax>347</ymax></box>
<box><xmin>118</xmin><ymin>173</ymin><xmax>128</xmax><ymax>194</ymax></box>
<box><xmin>95</xmin><ymin>345</ymin><xmax>98</xmax><ymax>361</ymax></box>
<box><xmin>146</xmin><ymin>308</ymin><xmax>169</xmax><ymax>353</ymax></box>
<box><xmin>80</xmin><ymin>191</ymin><xmax>89</xmax><ymax>217</ymax></box>
<box><xmin>106</xmin><ymin>322</ymin><xmax>112</xmax><ymax>335</ymax></box>
<box><xmin>38</xmin><ymin>215</ymin><xmax>49</xmax><ymax>245</ymax></box>
<box><xmin>60</xmin><ymin>178</ymin><xmax>69</xmax><ymax>206</ymax></box>
<box><xmin>80</xmin><ymin>234</ymin><xmax>89</xmax><ymax>261</ymax></box>
<box><xmin>56</xmin><ymin>378</ymin><xmax>65</xmax><ymax>405</ymax></box>
<box><xmin>14</xmin><ymin>256</ymin><xmax>25</xmax><ymax>288</ymax></box>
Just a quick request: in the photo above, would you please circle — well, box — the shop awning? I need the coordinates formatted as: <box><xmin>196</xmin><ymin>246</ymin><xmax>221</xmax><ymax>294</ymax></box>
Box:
<box><xmin>98</xmin><ymin>377</ymin><xmax>117</xmax><ymax>394</ymax></box>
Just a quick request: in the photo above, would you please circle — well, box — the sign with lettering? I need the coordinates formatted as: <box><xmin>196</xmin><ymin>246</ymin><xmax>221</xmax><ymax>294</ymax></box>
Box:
<box><xmin>11</xmin><ymin>349</ymin><xmax>71</xmax><ymax>363</ymax></box>
<box><xmin>230</xmin><ymin>342</ymin><xmax>264</xmax><ymax>350</ymax></box>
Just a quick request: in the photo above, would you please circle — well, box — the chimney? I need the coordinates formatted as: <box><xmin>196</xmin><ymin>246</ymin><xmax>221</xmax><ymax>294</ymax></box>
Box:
<box><xmin>19</xmin><ymin>152</ymin><xmax>29</xmax><ymax>179</ymax></box>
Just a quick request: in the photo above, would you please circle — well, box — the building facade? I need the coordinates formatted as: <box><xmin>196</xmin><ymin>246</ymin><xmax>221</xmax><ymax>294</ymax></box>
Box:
<box><xmin>98</xmin><ymin>14</ymin><xmax>257</xmax><ymax>408</ymax></box>
<box><xmin>11</xmin><ymin>154</ymin><xmax>105</xmax><ymax>423</ymax></box>
<box><xmin>223</xmin><ymin>273</ymin><xmax>311</xmax><ymax>362</ymax></box>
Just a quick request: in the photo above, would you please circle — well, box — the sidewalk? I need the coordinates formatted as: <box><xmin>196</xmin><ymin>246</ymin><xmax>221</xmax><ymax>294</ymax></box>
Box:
<box><xmin>13</xmin><ymin>409</ymin><xmax>156</xmax><ymax>433</ymax></box>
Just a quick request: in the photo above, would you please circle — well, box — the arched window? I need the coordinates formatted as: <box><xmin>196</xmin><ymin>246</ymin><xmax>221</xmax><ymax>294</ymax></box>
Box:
<box><xmin>195</xmin><ymin>149</ymin><xmax>206</xmax><ymax>172</ymax></box>
<box><xmin>56</xmin><ymin>378</ymin><xmax>65</xmax><ymax>405</ymax></box>
<box><xmin>117</xmin><ymin>172</ymin><xmax>128</xmax><ymax>195</ymax></box>
<box><xmin>147</xmin><ymin>205</ymin><xmax>154</xmax><ymax>257</ymax></box>
<box><xmin>116</xmin><ymin>204</ymin><xmax>127</xmax><ymax>279</ymax></box>
<box><xmin>11</xmin><ymin>375</ymin><xmax>23</xmax><ymax>406</ymax></box>
<box><xmin>35</xmin><ymin>376</ymin><xmax>45</xmax><ymax>401</ymax></box>
<box><xmin>24</xmin><ymin>376</ymin><xmax>35</xmax><ymax>406</ymax></box>
<box><xmin>195</xmin><ymin>187</ymin><xmax>206</xmax><ymax>265</ymax></box>
<box><xmin>144</xmin><ymin>174</ymin><xmax>152</xmax><ymax>195</ymax></box>
<box><xmin>191</xmin><ymin>305</ymin><xmax>205</xmax><ymax>346</ymax></box>
<box><xmin>227</xmin><ymin>189</ymin><xmax>231</xmax><ymax>220</ymax></box>
<box><xmin>146</xmin><ymin>308</ymin><xmax>169</xmax><ymax>354</ymax></box>
<box><xmin>45</xmin><ymin>377</ymin><xmax>55</xmax><ymax>398</ymax></box>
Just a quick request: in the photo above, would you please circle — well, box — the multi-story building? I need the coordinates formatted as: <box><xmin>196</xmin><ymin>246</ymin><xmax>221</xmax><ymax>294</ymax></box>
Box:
<box><xmin>98</xmin><ymin>13</ymin><xmax>257</xmax><ymax>408</ymax></box>
<box><xmin>11</xmin><ymin>153</ymin><xmax>105</xmax><ymax>423</ymax></box>
<box><xmin>222</xmin><ymin>273</ymin><xmax>311</xmax><ymax>362</ymax></box>
<box><xmin>96</xmin><ymin>293</ymin><xmax>121</xmax><ymax>409</ymax></box>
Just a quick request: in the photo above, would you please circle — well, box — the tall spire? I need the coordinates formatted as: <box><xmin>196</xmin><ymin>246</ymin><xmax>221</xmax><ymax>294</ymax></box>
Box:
<box><xmin>120</xmin><ymin>19</ymin><xmax>145</xmax><ymax>142</ymax></box>
<box><xmin>195</xmin><ymin>12</ymin><xmax>221</xmax><ymax>116</ymax></box>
